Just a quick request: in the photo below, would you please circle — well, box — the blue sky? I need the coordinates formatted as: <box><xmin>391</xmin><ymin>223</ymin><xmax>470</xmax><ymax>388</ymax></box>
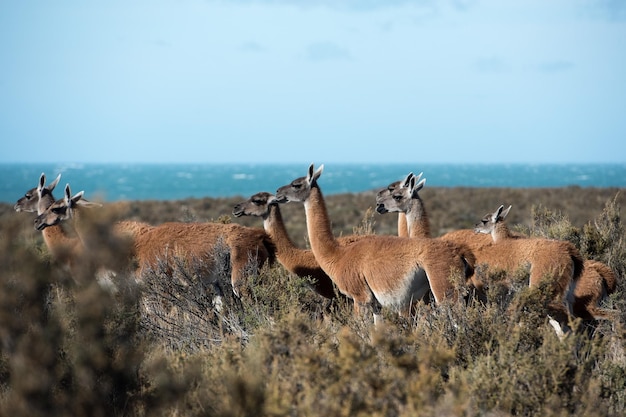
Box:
<box><xmin>1</xmin><ymin>0</ymin><xmax>625</xmax><ymax>164</ymax></box>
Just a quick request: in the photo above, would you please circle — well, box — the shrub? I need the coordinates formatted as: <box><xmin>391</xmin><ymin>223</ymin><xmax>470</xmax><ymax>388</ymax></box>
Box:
<box><xmin>0</xmin><ymin>189</ymin><xmax>624</xmax><ymax>416</ymax></box>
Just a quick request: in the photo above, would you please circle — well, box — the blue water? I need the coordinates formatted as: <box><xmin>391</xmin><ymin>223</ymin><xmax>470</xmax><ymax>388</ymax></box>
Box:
<box><xmin>2</xmin><ymin>163</ymin><xmax>625</xmax><ymax>203</ymax></box>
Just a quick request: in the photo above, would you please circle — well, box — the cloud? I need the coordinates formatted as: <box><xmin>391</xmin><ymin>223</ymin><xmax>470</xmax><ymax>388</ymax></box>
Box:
<box><xmin>589</xmin><ymin>0</ymin><xmax>626</xmax><ymax>21</ymax></box>
<box><xmin>474</xmin><ymin>56</ymin><xmax>510</xmax><ymax>73</ymax></box>
<box><xmin>305</xmin><ymin>41</ymin><xmax>351</xmax><ymax>61</ymax></box>
<box><xmin>448</xmin><ymin>0</ymin><xmax>477</xmax><ymax>12</ymax></box>
<box><xmin>539</xmin><ymin>60</ymin><xmax>575</xmax><ymax>73</ymax></box>
<box><xmin>239</xmin><ymin>41</ymin><xmax>266</xmax><ymax>53</ymax></box>
<box><xmin>216</xmin><ymin>0</ymin><xmax>438</xmax><ymax>12</ymax></box>
<box><xmin>149</xmin><ymin>39</ymin><xmax>171</xmax><ymax>48</ymax></box>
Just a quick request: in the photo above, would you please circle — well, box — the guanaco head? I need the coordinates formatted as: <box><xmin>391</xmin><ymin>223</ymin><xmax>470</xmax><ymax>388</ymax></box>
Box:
<box><xmin>14</xmin><ymin>173</ymin><xmax>61</xmax><ymax>213</ymax></box>
<box><xmin>376</xmin><ymin>180</ymin><xmax>402</xmax><ymax>204</ymax></box>
<box><xmin>275</xmin><ymin>163</ymin><xmax>324</xmax><ymax>203</ymax></box>
<box><xmin>34</xmin><ymin>184</ymin><xmax>100</xmax><ymax>231</ymax></box>
<box><xmin>474</xmin><ymin>204</ymin><xmax>512</xmax><ymax>240</ymax></box>
<box><xmin>232</xmin><ymin>192</ymin><xmax>278</xmax><ymax>219</ymax></box>
<box><xmin>375</xmin><ymin>172</ymin><xmax>424</xmax><ymax>214</ymax></box>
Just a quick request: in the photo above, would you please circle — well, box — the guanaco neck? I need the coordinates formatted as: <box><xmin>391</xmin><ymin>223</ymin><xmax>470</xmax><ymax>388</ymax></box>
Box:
<box><xmin>405</xmin><ymin>194</ymin><xmax>431</xmax><ymax>238</ymax></box>
<box><xmin>397</xmin><ymin>213</ymin><xmax>409</xmax><ymax>238</ymax></box>
<box><xmin>41</xmin><ymin>223</ymin><xmax>82</xmax><ymax>261</ymax></box>
<box><xmin>37</xmin><ymin>195</ymin><xmax>83</xmax><ymax>260</ymax></box>
<box><xmin>491</xmin><ymin>222</ymin><xmax>513</xmax><ymax>243</ymax></box>
<box><xmin>303</xmin><ymin>183</ymin><xmax>341</xmax><ymax>260</ymax></box>
<box><xmin>264</xmin><ymin>204</ymin><xmax>302</xmax><ymax>258</ymax></box>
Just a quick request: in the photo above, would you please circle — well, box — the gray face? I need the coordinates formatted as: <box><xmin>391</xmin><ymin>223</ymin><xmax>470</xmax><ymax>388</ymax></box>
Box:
<box><xmin>34</xmin><ymin>197</ymin><xmax>70</xmax><ymax>230</ymax></box>
<box><xmin>474</xmin><ymin>213</ymin><xmax>494</xmax><ymax>234</ymax></box>
<box><xmin>15</xmin><ymin>173</ymin><xmax>60</xmax><ymax>213</ymax></box>
<box><xmin>14</xmin><ymin>186</ymin><xmax>39</xmax><ymax>213</ymax></box>
<box><xmin>275</xmin><ymin>175</ymin><xmax>310</xmax><ymax>204</ymax></box>
<box><xmin>474</xmin><ymin>205</ymin><xmax>509</xmax><ymax>235</ymax></box>
<box><xmin>376</xmin><ymin>180</ymin><xmax>409</xmax><ymax>214</ymax></box>
<box><xmin>232</xmin><ymin>192</ymin><xmax>275</xmax><ymax>218</ymax></box>
<box><xmin>33</xmin><ymin>183</ymin><xmax>88</xmax><ymax>231</ymax></box>
<box><xmin>376</xmin><ymin>180</ymin><xmax>400</xmax><ymax>202</ymax></box>
<box><xmin>275</xmin><ymin>164</ymin><xmax>323</xmax><ymax>204</ymax></box>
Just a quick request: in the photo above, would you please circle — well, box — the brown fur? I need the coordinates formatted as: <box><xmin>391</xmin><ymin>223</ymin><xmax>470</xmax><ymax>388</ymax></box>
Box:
<box><xmin>435</xmin><ymin>214</ymin><xmax>615</xmax><ymax>322</ymax></box>
<box><xmin>573</xmin><ymin>259</ymin><xmax>617</xmax><ymax>320</ymax></box>
<box><xmin>38</xmin><ymin>220</ymin><xmax>85</xmax><ymax>275</ymax></box>
<box><xmin>233</xmin><ymin>192</ymin><xmax>351</xmax><ymax>301</ymax></box>
<box><xmin>377</xmin><ymin>174</ymin><xmax>613</xmax><ymax>325</ymax></box>
<box><xmin>275</xmin><ymin>164</ymin><xmax>473</xmax><ymax>319</ymax></box>
<box><xmin>34</xmin><ymin>184</ymin><xmax>276</xmax><ymax>295</ymax></box>
<box><xmin>397</xmin><ymin>213</ymin><xmax>409</xmax><ymax>238</ymax></box>
<box><xmin>15</xmin><ymin>174</ymin><xmax>87</xmax><ymax>283</ymax></box>
<box><xmin>376</xmin><ymin>173</ymin><xmax>483</xmax><ymax>301</ymax></box>
<box><xmin>493</xmin><ymin>218</ymin><xmax>614</xmax><ymax>320</ymax></box>
<box><xmin>34</xmin><ymin>186</ymin><xmax>149</xmax><ymax>245</ymax></box>
<box><xmin>36</xmin><ymin>178</ymin><xmax>85</xmax><ymax>263</ymax></box>
<box><xmin>133</xmin><ymin>221</ymin><xmax>276</xmax><ymax>296</ymax></box>
<box><xmin>34</xmin><ymin>185</ymin><xmax>146</xmax><ymax>272</ymax></box>
<box><xmin>114</xmin><ymin>220</ymin><xmax>154</xmax><ymax>239</ymax></box>
<box><xmin>376</xmin><ymin>174</ymin><xmax>432</xmax><ymax>238</ymax></box>
<box><xmin>474</xmin><ymin>205</ymin><xmax>584</xmax><ymax>328</ymax></box>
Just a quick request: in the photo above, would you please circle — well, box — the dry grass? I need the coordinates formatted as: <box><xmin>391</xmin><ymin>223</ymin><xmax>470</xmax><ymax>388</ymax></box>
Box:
<box><xmin>0</xmin><ymin>187</ymin><xmax>625</xmax><ymax>416</ymax></box>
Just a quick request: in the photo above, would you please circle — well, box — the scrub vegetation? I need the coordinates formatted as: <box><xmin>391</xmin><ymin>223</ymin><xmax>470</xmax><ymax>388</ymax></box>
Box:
<box><xmin>0</xmin><ymin>186</ymin><xmax>625</xmax><ymax>417</ymax></box>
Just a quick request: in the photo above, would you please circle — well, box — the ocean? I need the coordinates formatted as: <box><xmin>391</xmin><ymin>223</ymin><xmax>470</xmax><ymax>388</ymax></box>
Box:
<box><xmin>2</xmin><ymin>162</ymin><xmax>625</xmax><ymax>204</ymax></box>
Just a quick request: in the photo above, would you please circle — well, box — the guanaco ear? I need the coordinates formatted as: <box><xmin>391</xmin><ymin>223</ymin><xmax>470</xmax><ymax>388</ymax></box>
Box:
<box><xmin>307</xmin><ymin>163</ymin><xmax>324</xmax><ymax>185</ymax></box>
<box><xmin>64</xmin><ymin>184</ymin><xmax>73</xmax><ymax>203</ymax></box>
<box><xmin>48</xmin><ymin>173</ymin><xmax>61</xmax><ymax>191</ymax></box>
<box><xmin>402</xmin><ymin>172</ymin><xmax>414</xmax><ymax>188</ymax></box>
<box><xmin>408</xmin><ymin>172</ymin><xmax>425</xmax><ymax>196</ymax></box>
<box><xmin>413</xmin><ymin>177</ymin><xmax>426</xmax><ymax>194</ymax></box>
<box><xmin>64</xmin><ymin>184</ymin><xmax>101</xmax><ymax>208</ymax></box>
<box><xmin>71</xmin><ymin>191</ymin><xmax>85</xmax><ymax>205</ymax></box>
<box><xmin>72</xmin><ymin>191</ymin><xmax>85</xmax><ymax>204</ymax></box>
<box><xmin>38</xmin><ymin>173</ymin><xmax>46</xmax><ymax>194</ymax></box>
<box><xmin>492</xmin><ymin>204</ymin><xmax>512</xmax><ymax>223</ymax></box>
<box><xmin>307</xmin><ymin>164</ymin><xmax>315</xmax><ymax>182</ymax></box>
<box><xmin>63</xmin><ymin>184</ymin><xmax>84</xmax><ymax>206</ymax></box>
<box><xmin>490</xmin><ymin>205</ymin><xmax>504</xmax><ymax>223</ymax></box>
<box><xmin>499</xmin><ymin>205</ymin><xmax>512</xmax><ymax>221</ymax></box>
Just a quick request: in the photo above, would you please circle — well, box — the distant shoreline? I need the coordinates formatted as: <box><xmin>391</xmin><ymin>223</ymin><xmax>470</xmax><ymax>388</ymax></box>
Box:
<box><xmin>3</xmin><ymin>162</ymin><xmax>626</xmax><ymax>204</ymax></box>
